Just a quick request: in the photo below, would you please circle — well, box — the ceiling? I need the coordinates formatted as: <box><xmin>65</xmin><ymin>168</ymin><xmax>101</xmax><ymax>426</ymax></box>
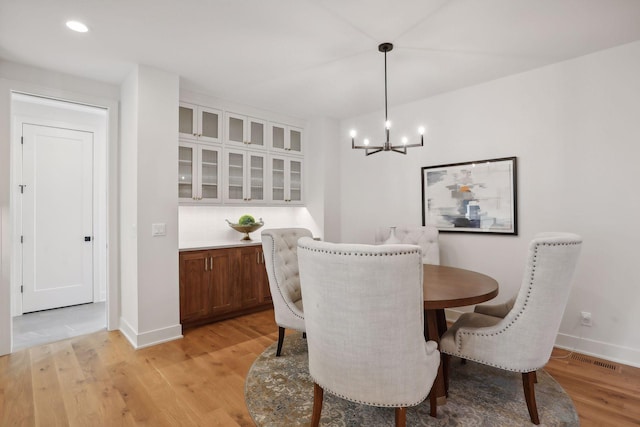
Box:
<box><xmin>2</xmin><ymin>0</ymin><xmax>640</xmax><ymax>120</ymax></box>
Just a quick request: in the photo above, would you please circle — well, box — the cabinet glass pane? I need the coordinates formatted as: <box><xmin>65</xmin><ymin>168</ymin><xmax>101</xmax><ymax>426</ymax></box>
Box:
<box><xmin>228</xmin><ymin>152</ymin><xmax>244</xmax><ymax>199</ymax></box>
<box><xmin>201</xmin><ymin>111</ymin><xmax>219</xmax><ymax>139</ymax></box>
<box><xmin>229</xmin><ymin>117</ymin><xmax>244</xmax><ymax>143</ymax></box>
<box><xmin>250</xmin><ymin>155</ymin><xmax>264</xmax><ymax>200</ymax></box>
<box><xmin>179</xmin><ymin>107</ymin><xmax>194</xmax><ymax>134</ymax></box>
<box><xmin>290</xmin><ymin>129</ymin><xmax>302</xmax><ymax>152</ymax></box>
<box><xmin>272</xmin><ymin>126</ymin><xmax>285</xmax><ymax>149</ymax></box>
<box><xmin>179</xmin><ymin>183</ymin><xmax>193</xmax><ymax>198</ymax></box>
<box><xmin>179</xmin><ymin>146</ymin><xmax>193</xmax><ymax>198</ymax></box>
<box><xmin>250</xmin><ymin>121</ymin><xmax>264</xmax><ymax>146</ymax></box>
<box><xmin>202</xmin><ymin>184</ymin><xmax>218</xmax><ymax>199</ymax></box>
<box><xmin>290</xmin><ymin>160</ymin><xmax>301</xmax><ymax>201</ymax></box>
<box><xmin>201</xmin><ymin>149</ymin><xmax>218</xmax><ymax>199</ymax></box>
<box><xmin>272</xmin><ymin>158</ymin><xmax>285</xmax><ymax>200</ymax></box>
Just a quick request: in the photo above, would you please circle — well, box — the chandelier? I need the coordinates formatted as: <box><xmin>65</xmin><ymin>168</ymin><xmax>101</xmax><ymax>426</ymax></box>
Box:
<box><xmin>350</xmin><ymin>43</ymin><xmax>425</xmax><ymax>156</ymax></box>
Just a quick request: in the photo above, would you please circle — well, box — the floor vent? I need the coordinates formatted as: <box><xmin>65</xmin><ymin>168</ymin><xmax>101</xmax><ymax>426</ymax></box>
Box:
<box><xmin>570</xmin><ymin>353</ymin><xmax>619</xmax><ymax>372</ymax></box>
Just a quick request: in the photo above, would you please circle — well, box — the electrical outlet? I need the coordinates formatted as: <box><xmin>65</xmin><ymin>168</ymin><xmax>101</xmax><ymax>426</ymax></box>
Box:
<box><xmin>580</xmin><ymin>311</ymin><xmax>592</xmax><ymax>327</ymax></box>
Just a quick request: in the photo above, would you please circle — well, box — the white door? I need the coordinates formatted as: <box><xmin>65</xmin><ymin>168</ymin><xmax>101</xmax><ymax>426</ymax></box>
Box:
<box><xmin>21</xmin><ymin>124</ymin><xmax>94</xmax><ymax>313</ymax></box>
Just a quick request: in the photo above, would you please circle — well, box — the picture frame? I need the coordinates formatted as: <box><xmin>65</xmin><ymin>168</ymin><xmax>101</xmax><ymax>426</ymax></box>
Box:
<box><xmin>421</xmin><ymin>156</ymin><xmax>518</xmax><ymax>235</ymax></box>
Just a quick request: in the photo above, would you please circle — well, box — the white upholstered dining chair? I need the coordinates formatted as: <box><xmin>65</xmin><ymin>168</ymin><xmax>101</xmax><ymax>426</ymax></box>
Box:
<box><xmin>297</xmin><ymin>238</ymin><xmax>441</xmax><ymax>426</ymax></box>
<box><xmin>375</xmin><ymin>225</ymin><xmax>440</xmax><ymax>265</ymax></box>
<box><xmin>439</xmin><ymin>232</ymin><xmax>582</xmax><ymax>425</ymax></box>
<box><xmin>261</xmin><ymin>228</ymin><xmax>313</xmax><ymax>356</ymax></box>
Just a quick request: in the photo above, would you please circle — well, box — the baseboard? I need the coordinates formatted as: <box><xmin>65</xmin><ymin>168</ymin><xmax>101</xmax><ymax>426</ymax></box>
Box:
<box><xmin>445</xmin><ymin>309</ymin><xmax>640</xmax><ymax>369</ymax></box>
<box><xmin>556</xmin><ymin>332</ymin><xmax>640</xmax><ymax>369</ymax></box>
<box><xmin>119</xmin><ymin>317</ymin><xmax>183</xmax><ymax>350</ymax></box>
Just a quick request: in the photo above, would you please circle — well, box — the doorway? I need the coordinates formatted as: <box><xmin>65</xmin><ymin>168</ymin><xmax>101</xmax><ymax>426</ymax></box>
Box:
<box><xmin>11</xmin><ymin>93</ymin><xmax>109</xmax><ymax>351</ymax></box>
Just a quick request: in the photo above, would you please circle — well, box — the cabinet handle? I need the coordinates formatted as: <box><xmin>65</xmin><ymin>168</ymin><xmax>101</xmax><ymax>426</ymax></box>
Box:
<box><xmin>198</xmin><ymin>134</ymin><xmax>202</xmax><ymax>137</ymax></box>
<box><xmin>193</xmin><ymin>133</ymin><xmax>197</xmax><ymax>136</ymax></box>
<box><xmin>210</xmin><ymin>257</ymin><xmax>213</xmax><ymax>271</ymax></box>
<box><xmin>204</xmin><ymin>257</ymin><xmax>208</xmax><ymax>271</ymax></box>
<box><xmin>261</xmin><ymin>251</ymin><xmax>264</xmax><ymax>264</ymax></box>
<box><xmin>256</xmin><ymin>251</ymin><xmax>259</xmax><ymax>264</ymax></box>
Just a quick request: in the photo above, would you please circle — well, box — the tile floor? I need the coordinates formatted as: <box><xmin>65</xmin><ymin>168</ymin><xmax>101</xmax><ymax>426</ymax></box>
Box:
<box><xmin>12</xmin><ymin>302</ymin><xmax>106</xmax><ymax>352</ymax></box>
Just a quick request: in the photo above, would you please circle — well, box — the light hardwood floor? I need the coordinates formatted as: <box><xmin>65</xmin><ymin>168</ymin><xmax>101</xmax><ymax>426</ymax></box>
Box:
<box><xmin>1</xmin><ymin>309</ymin><xmax>638</xmax><ymax>426</ymax></box>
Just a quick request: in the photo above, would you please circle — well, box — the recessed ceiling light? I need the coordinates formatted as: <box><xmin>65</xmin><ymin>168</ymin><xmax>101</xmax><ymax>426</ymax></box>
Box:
<box><xmin>66</xmin><ymin>20</ymin><xmax>89</xmax><ymax>33</ymax></box>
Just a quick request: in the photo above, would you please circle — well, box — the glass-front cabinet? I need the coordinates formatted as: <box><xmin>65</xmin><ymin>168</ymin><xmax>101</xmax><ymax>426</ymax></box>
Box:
<box><xmin>179</xmin><ymin>142</ymin><xmax>222</xmax><ymax>203</ymax></box>
<box><xmin>178</xmin><ymin>101</ymin><xmax>304</xmax><ymax>206</ymax></box>
<box><xmin>269</xmin><ymin>155</ymin><xmax>303</xmax><ymax>204</ymax></box>
<box><xmin>223</xmin><ymin>149</ymin><xmax>266</xmax><ymax>204</ymax></box>
<box><xmin>269</xmin><ymin>123</ymin><xmax>303</xmax><ymax>155</ymax></box>
<box><xmin>179</xmin><ymin>102</ymin><xmax>223</xmax><ymax>144</ymax></box>
<box><xmin>224</xmin><ymin>112</ymin><xmax>266</xmax><ymax>150</ymax></box>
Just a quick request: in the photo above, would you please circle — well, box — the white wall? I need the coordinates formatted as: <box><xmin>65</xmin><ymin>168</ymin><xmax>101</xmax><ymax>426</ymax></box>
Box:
<box><xmin>337</xmin><ymin>41</ymin><xmax>640</xmax><ymax>367</ymax></box>
<box><xmin>119</xmin><ymin>65</ymin><xmax>182</xmax><ymax>348</ymax></box>
<box><xmin>306</xmin><ymin>118</ymin><xmax>342</xmax><ymax>243</ymax></box>
<box><xmin>0</xmin><ymin>60</ymin><xmax>119</xmax><ymax>356</ymax></box>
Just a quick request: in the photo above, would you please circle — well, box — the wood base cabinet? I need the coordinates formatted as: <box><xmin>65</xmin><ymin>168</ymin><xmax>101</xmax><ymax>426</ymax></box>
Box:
<box><xmin>180</xmin><ymin>245</ymin><xmax>271</xmax><ymax>328</ymax></box>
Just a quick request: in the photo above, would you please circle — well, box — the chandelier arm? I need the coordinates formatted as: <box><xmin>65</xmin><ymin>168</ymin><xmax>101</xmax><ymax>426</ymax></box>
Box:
<box><xmin>365</xmin><ymin>148</ymin><xmax>384</xmax><ymax>156</ymax></box>
<box><xmin>390</xmin><ymin>147</ymin><xmax>408</xmax><ymax>155</ymax></box>
<box><xmin>353</xmin><ymin>144</ymin><xmax>385</xmax><ymax>150</ymax></box>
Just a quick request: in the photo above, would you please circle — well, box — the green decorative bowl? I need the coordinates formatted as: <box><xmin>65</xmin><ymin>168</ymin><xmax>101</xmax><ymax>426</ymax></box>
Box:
<box><xmin>226</xmin><ymin>219</ymin><xmax>264</xmax><ymax>241</ymax></box>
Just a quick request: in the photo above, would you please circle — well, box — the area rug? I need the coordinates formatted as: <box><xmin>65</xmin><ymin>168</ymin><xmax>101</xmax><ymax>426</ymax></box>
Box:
<box><xmin>245</xmin><ymin>333</ymin><xmax>579</xmax><ymax>426</ymax></box>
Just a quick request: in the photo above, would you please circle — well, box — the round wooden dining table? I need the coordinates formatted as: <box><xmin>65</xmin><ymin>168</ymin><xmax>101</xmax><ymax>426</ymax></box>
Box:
<box><xmin>422</xmin><ymin>264</ymin><xmax>499</xmax><ymax>403</ymax></box>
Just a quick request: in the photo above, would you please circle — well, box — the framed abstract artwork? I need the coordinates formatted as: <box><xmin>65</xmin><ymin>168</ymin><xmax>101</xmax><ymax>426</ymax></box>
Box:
<box><xmin>421</xmin><ymin>157</ymin><xmax>517</xmax><ymax>235</ymax></box>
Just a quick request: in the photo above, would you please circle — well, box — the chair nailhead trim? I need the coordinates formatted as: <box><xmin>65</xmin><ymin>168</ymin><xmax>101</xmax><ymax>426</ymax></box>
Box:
<box><xmin>298</xmin><ymin>245</ymin><xmax>421</xmax><ymax>257</ymax></box>
<box><xmin>316</xmin><ymin>382</ymin><xmax>427</xmax><ymax>408</ymax></box>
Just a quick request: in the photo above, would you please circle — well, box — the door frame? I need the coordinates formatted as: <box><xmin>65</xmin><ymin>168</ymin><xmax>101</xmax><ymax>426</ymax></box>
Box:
<box><xmin>9</xmin><ymin>93</ymin><xmax>113</xmax><ymax>330</ymax></box>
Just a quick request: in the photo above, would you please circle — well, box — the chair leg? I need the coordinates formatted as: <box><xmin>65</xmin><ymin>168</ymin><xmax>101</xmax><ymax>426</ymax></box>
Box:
<box><xmin>311</xmin><ymin>383</ymin><xmax>324</xmax><ymax>427</ymax></box>
<box><xmin>276</xmin><ymin>326</ymin><xmax>285</xmax><ymax>357</ymax></box>
<box><xmin>394</xmin><ymin>407</ymin><xmax>406</xmax><ymax>427</ymax></box>
<box><xmin>522</xmin><ymin>371</ymin><xmax>540</xmax><ymax>425</ymax></box>
<box><xmin>429</xmin><ymin>389</ymin><xmax>437</xmax><ymax>418</ymax></box>
<box><xmin>302</xmin><ymin>332</ymin><xmax>307</xmax><ymax>339</ymax></box>
<box><xmin>442</xmin><ymin>353</ymin><xmax>450</xmax><ymax>397</ymax></box>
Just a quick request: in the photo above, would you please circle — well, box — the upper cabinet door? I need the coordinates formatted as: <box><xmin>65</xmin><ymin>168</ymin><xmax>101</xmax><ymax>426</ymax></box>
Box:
<box><xmin>179</xmin><ymin>142</ymin><xmax>197</xmax><ymax>202</ymax></box>
<box><xmin>179</xmin><ymin>103</ymin><xmax>222</xmax><ymax>144</ymax></box>
<box><xmin>223</xmin><ymin>149</ymin><xmax>266</xmax><ymax>204</ymax></box>
<box><xmin>198</xmin><ymin>106</ymin><xmax>222</xmax><ymax>144</ymax></box>
<box><xmin>225</xmin><ymin>112</ymin><xmax>266</xmax><ymax>150</ymax></box>
<box><xmin>269</xmin><ymin>123</ymin><xmax>303</xmax><ymax>155</ymax></box>
<box><xmin>179</xmin><ymin>141</ymin><xmax>222</xmax><ymax>204</ymax></box>
<box><xmin>269</xmin><ymin>155</ymin><xmax>303</xmax><ymax>205</ymax></box>
<box><xmin>179</xmin><ymin>103</ymin><xmax>198</xmax><ymax>141</ymax></box>
<box><xmin>198</xmin><ymin>146</ymin><xmax>222</xmax><ymax>202</ymax></box>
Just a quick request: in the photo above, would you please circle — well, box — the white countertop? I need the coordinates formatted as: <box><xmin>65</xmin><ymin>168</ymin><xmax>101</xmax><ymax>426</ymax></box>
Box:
<box><xmin>179</xmin><ymin>238</ymin><xmax>263</xmax><ymax>251</ymax></box>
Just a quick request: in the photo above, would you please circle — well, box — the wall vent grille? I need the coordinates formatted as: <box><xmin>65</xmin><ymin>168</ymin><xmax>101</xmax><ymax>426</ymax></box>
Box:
<box><xmin>570</xmin><ymin>353</ymin><xmax>619</xmax><ymax>372</ymax></box>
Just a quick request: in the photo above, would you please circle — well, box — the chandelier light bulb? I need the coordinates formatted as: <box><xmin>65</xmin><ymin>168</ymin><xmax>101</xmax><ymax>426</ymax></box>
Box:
<box><xmin>418</xmin><ymin>126</ymin><xmax>425</xmax><ymax>135</ymax></box>
<box><xmin>401</xmin><ymin>137</ymin><xmax>408</xmax><ymax>145</ymax></box>
<box><xmin>385</xmin><ymin>120</ymin><xmax>391</xmax><ymax>130</ymax></box>
<box><xmin>364</xmin><ymin>138</ymin><xmax>370</xmax><ymax>146</ymax></box>
<box><xmin>66</xmin><ymin>20</ymin><xmax>89</xmax><ymax>32</ymax></box>
<box><xmin>349</xmin><ymin>129</ymin><xmax>357</xmax><ymax>138</ymax></box>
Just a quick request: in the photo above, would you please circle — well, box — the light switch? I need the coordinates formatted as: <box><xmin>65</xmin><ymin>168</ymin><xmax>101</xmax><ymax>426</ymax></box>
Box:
<box><xmin>152</xmin><ymin>223</ymin><xmax>166</xmax><ymax>237</ymax></box>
